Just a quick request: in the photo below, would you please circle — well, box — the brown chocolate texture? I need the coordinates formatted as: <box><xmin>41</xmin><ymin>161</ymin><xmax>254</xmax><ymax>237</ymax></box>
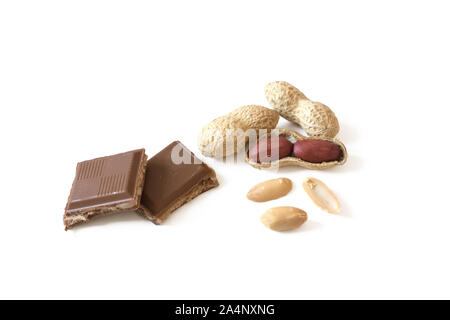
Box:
<box><xmin>137</xmin><ymin>141</ymin><xmax>219</xmax><ymax>224</ymax></box>
<box><xmin>64</xmin><ymin>149</ymin><xmax>147</xmax><ymax>230</ymax></box>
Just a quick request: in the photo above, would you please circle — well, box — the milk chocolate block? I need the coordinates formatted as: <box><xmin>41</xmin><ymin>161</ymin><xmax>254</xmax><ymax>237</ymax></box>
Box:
<box><xmin>64</xmin><ymin>149</ymin><xmax>147</xmax><ymax>230</ymax></box>
<box><xmin>137</xmin><ymin>141</ymin><xmax>219</xmax><ymax>224</ymax></box>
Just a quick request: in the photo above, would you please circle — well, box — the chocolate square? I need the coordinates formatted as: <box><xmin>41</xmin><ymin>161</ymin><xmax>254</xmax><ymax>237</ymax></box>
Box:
<box><xmin>137</xmin><ymin>142</ymin><xmax>219</xmax><ymax>224</ymax></box>
<box><xmin>64</xmin><ymin>149</ymin><xmax>147</xmax><ymax>229</ymax></box>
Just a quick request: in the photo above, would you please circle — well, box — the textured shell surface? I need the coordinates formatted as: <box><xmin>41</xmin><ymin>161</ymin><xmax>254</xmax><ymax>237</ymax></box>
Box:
<box><xmin>264</xmin><ymin>81</ymin><xmax>340</xmax><ymax>138</ymax></box>
<box><xmin>198</xmin><ymin>105</ymin><xmax>280</xmax><ymax>158</ymax></box>
<box><xmin>198</xmin><ymin>116</ymin><xmax>247</xmax><ymax>157</ymax></box>
<box><xmin>296</xmin><ymin>101</ymin><xmax>340</xmax><ymax>137</ymax></box>
<box><xmin>264</xmin><ymin>81</ymin><xmax>307</xmax><ymax>115</ymax></box>
<box><xmin>231</xmin><ymin>105</ymin><xmax>280</xmax><ymax>129</ymax></box>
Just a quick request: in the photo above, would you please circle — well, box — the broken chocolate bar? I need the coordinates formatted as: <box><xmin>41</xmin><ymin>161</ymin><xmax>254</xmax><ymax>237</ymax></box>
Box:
<box><xmin>137</xmin><ymin>141</ymin><xmax>219</xmax><ymax>224</ymax></box>
<box><xmin>64</xmin><ymin>149</ymin><xmax>147</xmax><ymax>230</ymax></box>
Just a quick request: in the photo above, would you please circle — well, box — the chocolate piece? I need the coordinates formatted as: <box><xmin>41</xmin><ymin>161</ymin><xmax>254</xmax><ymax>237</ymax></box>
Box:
<box><xmin>137</xmin><ymin>141</ymin><xmax>219</xmax><ymax>224</ymax></box>
<box><xmin>64</xmin><ymin>149</ymin><xmax>147</xmax><ymax>230</ymax></box>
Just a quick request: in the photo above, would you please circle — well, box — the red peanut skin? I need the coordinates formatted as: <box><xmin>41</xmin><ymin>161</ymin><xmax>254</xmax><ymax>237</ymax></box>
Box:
<box><xmin>249</xmin><ymin>137</ymin><xmax>293</xmax><ymax>164</ymax></box>
<box><xmin>293</xmin><ymin>139</ymin><xmax>342</xmax><ymax>163</ymax></box>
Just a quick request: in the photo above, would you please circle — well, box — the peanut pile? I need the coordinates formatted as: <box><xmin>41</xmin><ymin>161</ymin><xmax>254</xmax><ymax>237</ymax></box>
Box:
<box><xmin>197</xmin><ymin>81</ymin><xmax>347</xmax><ymax>232</ymax></box>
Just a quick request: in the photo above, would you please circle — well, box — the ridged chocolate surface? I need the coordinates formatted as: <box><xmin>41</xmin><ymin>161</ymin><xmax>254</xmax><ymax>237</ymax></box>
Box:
<box><xmin>65</xmin><ymin>149</ymin><xmax>146</xmax><ymax>213</ymax></box>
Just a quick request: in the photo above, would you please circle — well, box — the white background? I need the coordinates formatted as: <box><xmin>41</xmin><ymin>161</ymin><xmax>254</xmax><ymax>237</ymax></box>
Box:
<box><xmin>1</xmin><ymin>0</ymin><xmax>449</xmax><ymax>300</ymax></box>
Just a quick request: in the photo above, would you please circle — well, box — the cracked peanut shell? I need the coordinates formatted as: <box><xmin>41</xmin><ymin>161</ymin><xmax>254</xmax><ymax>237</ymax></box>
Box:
<box><xmin>245</xmin><ymin>129</ymin><xmax>347</xmax><ymax>170</ymax></box>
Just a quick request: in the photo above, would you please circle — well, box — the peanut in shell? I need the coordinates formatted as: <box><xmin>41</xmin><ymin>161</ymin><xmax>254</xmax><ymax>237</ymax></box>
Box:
<box><xmin>245</xmin><ymin>129</ymin><xmax>347</xmax><ymax>170</ymax></box>
<box><xmin>265</xmin><ymin>81</ymin><xmax>340</xmax><ymax>138</ymax></box>
<box><xmin>198</xmin><ymin>105</ymin><xmax>280</xmax><ymax>158</ymax></box>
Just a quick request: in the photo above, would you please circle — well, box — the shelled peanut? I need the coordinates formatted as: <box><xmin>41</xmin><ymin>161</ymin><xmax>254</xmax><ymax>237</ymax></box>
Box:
<box><xmin>247</xmin><ymin>178</ymin><xmax>292</xmax><ymax>202</ymax></box>
<box><xmin>248</xmin><ymin>137</ymin><xmax>293</xmax><ymax>164</ymax></box>
<box><xmin>261</xmin><ymin>207</ymin><xmax>308</xmax><ymax>231</ymax></box>
<box><xmin>303</xmin><ymin>177</ymin><xmax>341</xmax><ymax>214</ymax></box>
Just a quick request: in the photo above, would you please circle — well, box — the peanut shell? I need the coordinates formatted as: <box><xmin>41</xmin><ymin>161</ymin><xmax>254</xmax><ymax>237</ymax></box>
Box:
<box><xmin>198</xmin><ymin>105</ymin><xmax>280</xmax><ymax>158</ymax></box>
<box><xmin>245</xmin><ymin>129</ymin><xmax>347</xmax><ymax>170</ymax></box>
<box><xmin>265</xmin><ymin>81</ymin><xmax>340</xmax><ymax>138</ymax></box>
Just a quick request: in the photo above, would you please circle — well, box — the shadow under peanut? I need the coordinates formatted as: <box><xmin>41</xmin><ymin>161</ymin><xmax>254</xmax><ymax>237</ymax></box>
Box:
<box><xmin>248</xmin><ymin>155</ymin><xmax>363</xmax><ymax>175</ymax></box>
<box><xmin>336</xmin><ymin>122</ymin><xmax>359</xmax><ymax>144</ymax></box>
<box><xmin>300</xmin><ymin>220</ymin><xmax>322</xmax><ymax>232</ymax></box>
<box><xmin>336</xmin><ymin>194</ymin><xmax>352</xmax><ymax>218</ymax></box>
<box><xmin>325</xmin><ymin>154</ymin><xmax>364</xmax><ymax>173</ymax></box>
<box><xmin>277</xmin><ymin>220</ymin><xmax>322</xmax><ymax>234</ymax></box>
